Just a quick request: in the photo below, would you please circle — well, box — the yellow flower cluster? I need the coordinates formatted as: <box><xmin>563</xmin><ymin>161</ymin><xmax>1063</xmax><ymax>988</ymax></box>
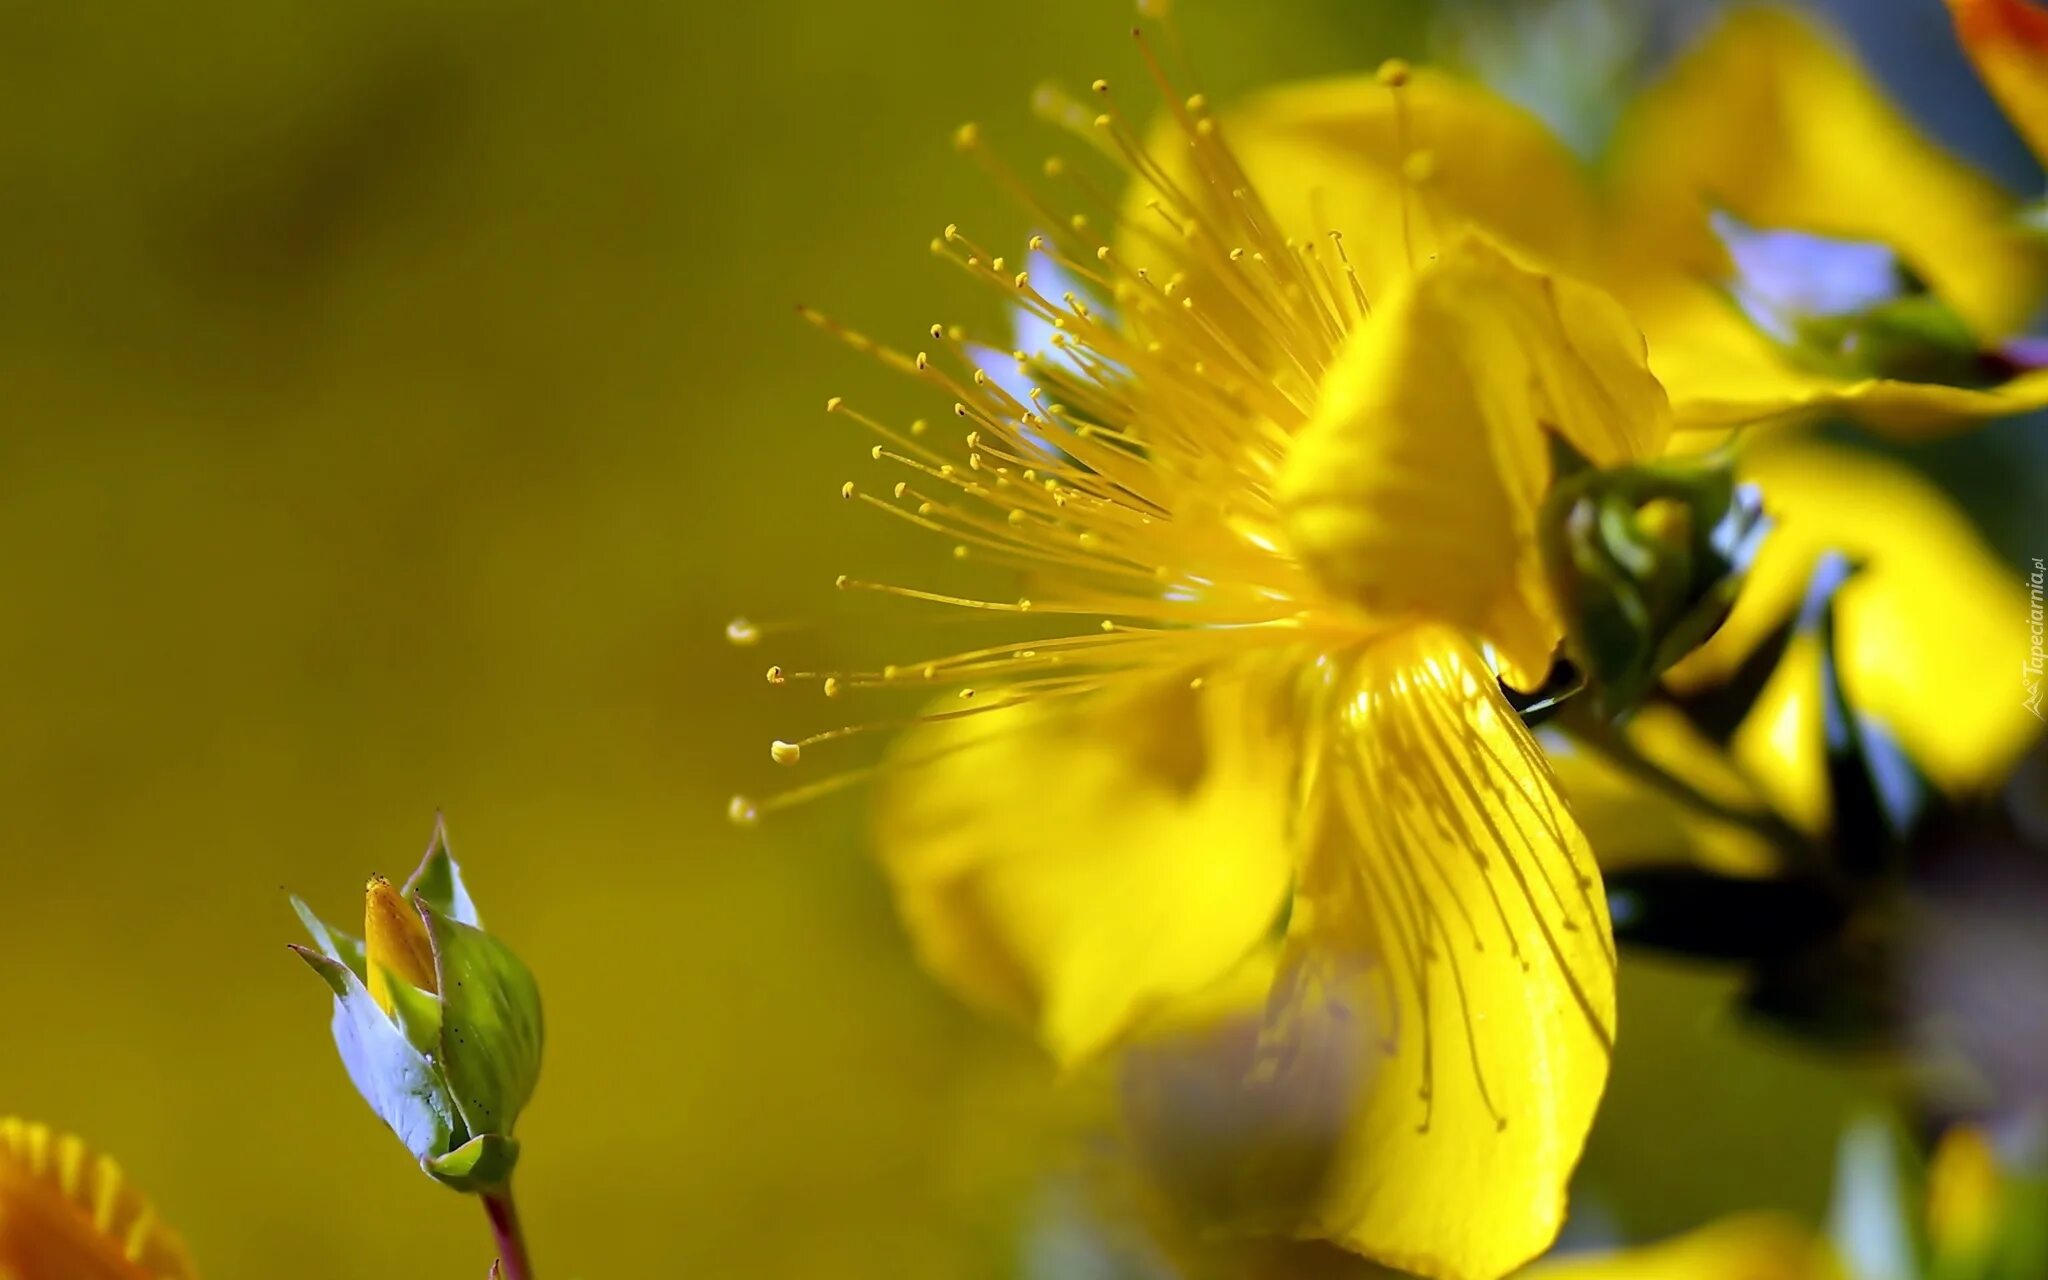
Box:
<box><xmin>744</xmin><ymin>4</ymin><xmax>2048</xmax><ymax>1280</ymax></box>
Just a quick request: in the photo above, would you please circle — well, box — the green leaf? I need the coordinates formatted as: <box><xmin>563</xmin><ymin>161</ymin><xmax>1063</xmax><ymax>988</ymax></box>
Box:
<box><xmin>424</xmin><ymin>905</ymin><xmax>543</xmax><ymax>1138</ymax></box>
<box><xmin>291</xmin><ymin>894</ymin><xmax>367</xmax><ymax>982</ymax></box>
<box><xmin>423</xmin><ymin>1133</ymin><xmax>521</xmax><ymax>1193</ymax></box>
<box><xmin>404</xmin><ymin>815</ymin><xmax>481</xmax><ymax>928</ymax></box>
<box><xmin>291</xmin><ymin>945</ymin><xmax>455</xmax><ymax>1162</ymax></box>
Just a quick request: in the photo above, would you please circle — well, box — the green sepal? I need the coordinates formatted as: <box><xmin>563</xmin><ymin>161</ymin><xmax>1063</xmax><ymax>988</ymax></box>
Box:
<box><xmin>405</xmin><ymin>815</ymin><xmax>481</xmax><ymax>928</ymax></box>
<box><xmin>291</xmin><ymin>894</ymin><xmax>367</xmax><ymax>982</ymax></box>
<box><xmin>423</xmin><ymin>1133</ymin><xmax>521</xmax><ymax>1193</ymax></box>
<box><xmin>290</xmin><ymin>944</ymin><xmax>456</xmax><ymax>1163</ymax></box>
<box><xmin>424</xmin><ymin>904</ymin><xmax>543</xmax><ymax>1139</ymax></box>
<box><xmin>1795</xmin><ymin>294</ymin><xmax>1994</xmax><ymax>387</ymax></box>
<box><xmin>379</xmin><ymin>964</ymin><xmax>445</xmax><ymax>1058</ymax></box>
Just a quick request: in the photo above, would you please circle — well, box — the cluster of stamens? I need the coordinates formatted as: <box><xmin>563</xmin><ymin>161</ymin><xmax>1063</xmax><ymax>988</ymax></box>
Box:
<box><xmin>731</xmin><ymin>27</ymin><xmax>1437</xmax><ymax>826</ymax></box>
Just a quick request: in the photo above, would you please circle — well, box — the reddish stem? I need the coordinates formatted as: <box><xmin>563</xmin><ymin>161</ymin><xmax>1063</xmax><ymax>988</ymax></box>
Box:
<box><xmin>483</xmin><ymin>1186</ymin><xmax>534</xmax><ymax>1280</ymax></box>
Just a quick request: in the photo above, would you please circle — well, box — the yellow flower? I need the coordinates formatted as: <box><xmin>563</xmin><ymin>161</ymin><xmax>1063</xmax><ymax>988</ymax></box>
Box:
<box><xmin>1604</xmin><ymin>9</ymin><xmax>2048</xmax><ymax>431</ymax></box>
<box><xmin>1204</xmin><ymin>9</ymin><xmax>2048</xmax><ymax>435</ymax></box>
<box><xmin>758</xmin><ymin>39</ymin><xmax>1644</xmax><ymax>1280</ymax></box>
<box><xmin>0</xmin><ymin>1118</ymin><xmax>196</xmax><ymax>1280</ymax></box>
<box><xmin>1948</xmin><ymin>0</ymin><xmax>2048</xmax><ymax>163</ymax></box>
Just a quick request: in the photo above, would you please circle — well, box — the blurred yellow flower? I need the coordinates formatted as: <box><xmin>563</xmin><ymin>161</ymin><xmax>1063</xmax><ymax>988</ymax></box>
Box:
<box><xmin>1604</xmin><ymin>9</ymin><xmax>2048</xmax><ymax>431</ymax></box>
<box><xmin>1551</xmin><ymin>433</ymin><xmax>2039</xmax><ymax>863</ymax></box>
<box><xmin>1948</xmin><ymin>0</ymin><xmax>2048</xmax><ymax>162</ymax></box>
<box><xmin>1665</xmin><ymin>436</ymin><xmax>2040</xmax><ymax>828</ymax></box>
<box><xmin>0</xmin><ymin>1118</ymin><xmax>196</xmax><ymax>1280</ymax></box>
<box><xmin>1206</xmin><ymin>9</ymin><xmax>2048</xmax><ymax>435</ymax></box>
<box><xmin>764</xmin><ymin>45</ymin><xmax>1640</xmax><ymax>1280</ymax></box>
<box><xmin>1522</xmin><ymin>1124</ymin><xmax>2039</xmax><ymax>1280</ymax></box>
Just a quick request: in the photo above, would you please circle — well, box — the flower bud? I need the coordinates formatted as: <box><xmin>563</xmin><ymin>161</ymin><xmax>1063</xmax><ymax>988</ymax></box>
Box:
<box><xmin>290</xmin><ymin>818</ymin><xmax>544</xmax><ymax>1193</ymax></box>
<box><xmin>1541</xmin><ymin>445</ymin><xmax>1770</xmax><ymax>716</ymax></box>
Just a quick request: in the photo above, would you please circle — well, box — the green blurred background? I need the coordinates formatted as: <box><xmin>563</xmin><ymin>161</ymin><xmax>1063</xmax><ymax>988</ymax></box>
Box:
<box><xmin>0</xmin><ymin>1</ymin><xmax>2028</xmax><ymax>1275</ymax></box>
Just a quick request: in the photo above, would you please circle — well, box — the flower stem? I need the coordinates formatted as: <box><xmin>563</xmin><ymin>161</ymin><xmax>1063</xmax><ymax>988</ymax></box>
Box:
<box><xmin>483</xmin><ymin>1185</ymin><xmax>535</xmax><ymax>1280</ymax></box>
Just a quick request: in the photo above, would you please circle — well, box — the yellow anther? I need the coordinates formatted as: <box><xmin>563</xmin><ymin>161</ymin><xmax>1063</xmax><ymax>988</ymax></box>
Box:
<box><xmin>771</xmin><ymin>740</ymin><xmax>802</xmax><ymax>766</ymax></box>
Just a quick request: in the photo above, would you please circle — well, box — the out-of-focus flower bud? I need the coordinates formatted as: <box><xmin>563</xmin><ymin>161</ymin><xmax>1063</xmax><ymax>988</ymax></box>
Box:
<box><xmin>289</xmin><ymin>818</ymin><xmax>543</xmax><ymax>1193</ymax></box>
<box><xmin>1541</xmin><ymin>445</ymin><xmax>1769</xmax><ymax>716</ymax></box>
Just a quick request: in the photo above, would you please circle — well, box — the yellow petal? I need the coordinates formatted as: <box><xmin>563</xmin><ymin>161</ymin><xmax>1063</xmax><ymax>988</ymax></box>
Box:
<box><xmin>1643</xmin><ymin>287</ymin><xmax>2048</xmax><ymax>434</ymax></box>
<box><xmin>1273</xmin><ymin>626</ymin><xmax>1615</xmax><ymax>1280</ymax></box>
<box><xmin>1279</xmin><ymin>235</ymin><xmax>1671</xmax><ymax>689</ymax></box>
<box><xmin>1147</xmin><ymin>69</ymin><xmax>1602</xmax><ymax>297</ymax></box>
<box><xmin>1949</xmin><ymin>0</ymin><xmax>2048</xmax><ymax>162</ymax></box>
<box><xmin>1610</xmin><ymin>8</ymin><xmax>2047</xmax><ymax>341</ymax></box>
<box><xmin>873</xmin><ymin>672</ymin><xmax>1297</xmax><ymax>1067</ymax></box>
<box><xmin>1523</xmin><ymin>1213</ymin><xmax>1843</xmax><ymax>1280</ymax></box>
<box><xmin>364</xmin><ymin>874</ymin><xmax>439</xmax><ymax>1014</ymax></box>
<box><xmin>0</xmin><ymin>1117</ymin><xmax>198</xmax><ymax>1280</ymax></box>
<box><xmin>1667</xmin><ymin>437</ymin><xmax>2042</xmax><ymax>804</ymax></box>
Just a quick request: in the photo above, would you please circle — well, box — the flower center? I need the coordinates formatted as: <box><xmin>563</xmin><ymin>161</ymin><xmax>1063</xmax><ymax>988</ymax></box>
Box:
<box><xmin>736</xmin><ymin>32</ymin><xmax>1441</xmax><ymax>823</ymax></box>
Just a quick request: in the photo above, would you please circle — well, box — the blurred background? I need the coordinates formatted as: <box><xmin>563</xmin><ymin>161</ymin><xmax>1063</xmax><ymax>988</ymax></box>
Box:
<box><xmin>0</xmin><ymin>1</ymin><xmax>2039</xmax><ymax>1275</ymax></box>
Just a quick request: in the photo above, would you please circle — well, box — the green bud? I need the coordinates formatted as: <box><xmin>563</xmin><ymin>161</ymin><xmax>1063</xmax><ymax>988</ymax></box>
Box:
<box><xmin>1540</xmin><ymin>443</ymin><xmax>1769</xmax><ymax>717</ymax></box>
<box><xmin>288</xmin><ymin>818</ymin><xmax>544</xmax><ymax>1193</ymax></box>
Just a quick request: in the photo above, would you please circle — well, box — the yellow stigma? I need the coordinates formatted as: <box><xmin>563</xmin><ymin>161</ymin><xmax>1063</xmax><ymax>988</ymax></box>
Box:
<box><xmin>364</xmin><ymin>875</ymin><xmax>438</xmax><ymax>1014</ymax></box>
